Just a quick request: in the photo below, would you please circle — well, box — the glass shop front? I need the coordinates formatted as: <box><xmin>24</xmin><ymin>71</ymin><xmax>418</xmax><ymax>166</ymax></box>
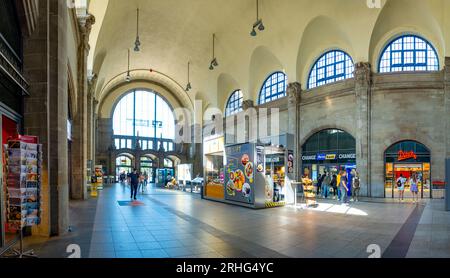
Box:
<box><xmin>384</xmin><ymin>141</ymin><xmax>432</xmax><ymax>199</ymax></box>
<box><xmin>301</xmin><ymin>129</ymin><xmax>357</xmax><ymax>182</ymax></box>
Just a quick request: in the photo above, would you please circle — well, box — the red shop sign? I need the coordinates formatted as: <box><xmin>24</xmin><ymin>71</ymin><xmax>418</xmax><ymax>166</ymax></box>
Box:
<box><xmin>398</xmin><ymin>150</ymin><xmax>417</xmax><ymax>161</ymax></box>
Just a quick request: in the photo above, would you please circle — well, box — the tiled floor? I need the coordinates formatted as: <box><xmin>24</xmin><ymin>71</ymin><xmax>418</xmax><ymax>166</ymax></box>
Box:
<box><xmin>12</xmin><ymin>183</ymin><xmax>450</xmax><ymax>258</ymax></box>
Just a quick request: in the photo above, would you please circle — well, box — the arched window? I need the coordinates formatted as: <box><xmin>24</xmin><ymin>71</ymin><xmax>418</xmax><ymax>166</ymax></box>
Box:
<box><xmin>113</xmin><ymin>90</ymin><xmax>175</xmax><ymax>149</ymax></box>
<box><xmin>259</xmin><ymin>72</ymin><xmax>287</xmax><ymax>104</ymax></box>
<box><xmin>164</xmin><ymin>158</ymin><xmax>174</xmax><ymax>168</ymax></box>
<box><xmin>308</xmin><ymin>50</ymin><xmax>355</xmax><ymax>89</ymax></box>
<box><xmin>379</xmin><ymin>35</ymin><xmax>439</xmax><ymax>73</ymax></box>
<box><xmin>225</xmin><ymin>90</ymin><xmax>243</xmax><ymax>117</ymax></box>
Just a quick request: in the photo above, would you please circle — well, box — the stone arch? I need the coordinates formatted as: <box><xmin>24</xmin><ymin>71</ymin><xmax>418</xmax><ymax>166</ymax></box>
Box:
<box><xmin>369</xmin><ymin>0</ymin><xmax>445</xmax><ymax>72</ymax></box>
<box><xmin>300</xmin><ymin>126</ymin><xmax>356</xmax><ymax>148</ymax></box>
<box><xmin>249</xmin><ymin>46</ymin><xmax>285</xmax><ymax>104</ymax></box>
<box><xmin>297</xmin><ymin>15</ymin><xmax>355</xmax><ymax>87</ymax></box>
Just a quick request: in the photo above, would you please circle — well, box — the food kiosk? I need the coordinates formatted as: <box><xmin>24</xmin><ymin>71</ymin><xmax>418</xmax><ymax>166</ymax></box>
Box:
<box><xmin>203</xmin><ymin>134</ymin><xmax>296</xmax><ymax>209</ymax></box>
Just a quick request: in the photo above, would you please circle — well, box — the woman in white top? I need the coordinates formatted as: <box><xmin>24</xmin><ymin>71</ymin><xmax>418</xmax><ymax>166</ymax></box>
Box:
<box><xmin>396</xmin><ymin>174</ymin><xmax>406</xmax><ymax>202</ymax></box>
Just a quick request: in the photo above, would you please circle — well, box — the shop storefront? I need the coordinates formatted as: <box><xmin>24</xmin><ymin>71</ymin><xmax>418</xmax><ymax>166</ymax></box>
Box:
<box><xmin>384</xmin><ymin>141</ymin><xmax>432</xmax><ymax>199</ymax></box>
<box><xmin>156</xmin><ymin>159</ymin><xmax>175</xmax><ymax>187</ymax></box>
<box><xmin>203</xmin><ymin>136</ymin><xmax>225</xmax><ymax>200</ymax></box>
<box><xmin>301</xmin><ymin>129</ymin><xmax>356</xmax><ymax>182</ymax></box>
<box><xmin>1</xmin><ymin>1</ymin><xmax>26</xmax><ymax>252</ymax></box>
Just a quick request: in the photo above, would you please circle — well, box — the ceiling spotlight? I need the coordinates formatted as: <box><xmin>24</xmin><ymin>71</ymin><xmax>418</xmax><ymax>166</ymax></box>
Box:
<box><xmin>212</xmin><ymin>58</ymin><xmax>219</xmax><ymax>67</ymax></box>
<box><xmin>134</xmin><ymin>8</ymin><xmax>141</xmax><ymax>52</ymax></box>
<box><xmin>186</xmin><ymin>62</ymin><xmax>192</xmax><ymax>92</ymax></box>
<box><xmin>250</xmin><ymin>0</ymin><xmax>265</xmax><ymax>37</ymax></box>
<box><xmin>209</xmin><ymin>34</ymin><xmax>219</xmax><ymax>70</ymax></box>
<box><xmin>125</xmin><ymin>49</ymin><xmax>132</xmax><ymax>82</ymax></box>
<box><xmin>258</xmin><ymin>21</ymin><xmax>265</xmax><ymax>31</ymax></box>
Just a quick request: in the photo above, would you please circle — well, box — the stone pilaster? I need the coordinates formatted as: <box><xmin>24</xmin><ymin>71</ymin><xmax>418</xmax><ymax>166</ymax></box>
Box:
<box><xmin>354</xmin><ymin>62</ymin><xmax>372</xmax><ymax>197</ymax></box>
<box><xmin>445</xmin><ymin>58</ymin><xmax>450</xmax><ymax>159</ymax></box>
<box><xmin>87</xmin><ymin>75</ymin><xmax>97</xmax><ymax>165</ymax></box>
<box><xmin>23</xmin><ymin>0</ymin><xmax>70</xmax><ymax>236</ymax></box>
<box><xmin>71</xmin><ymin>14</ymin><xmax>95</xmax><ymax>200</ymax></box>
<box><xmin>287</xmin><ymin>82</ymin><xmax>302</xmax><ymax>181</ymax></box>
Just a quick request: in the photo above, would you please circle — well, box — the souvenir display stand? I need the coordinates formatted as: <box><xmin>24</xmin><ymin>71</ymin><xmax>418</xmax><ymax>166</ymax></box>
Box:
<box><xmin>2</xmin><ymin>136</ymin><xmax>42</xmax><ymax>258</ymax></box>
<box><xmin>302</xmin><ymin>177</ymin><xmax>317</xmax><ymax>207</ymax></box>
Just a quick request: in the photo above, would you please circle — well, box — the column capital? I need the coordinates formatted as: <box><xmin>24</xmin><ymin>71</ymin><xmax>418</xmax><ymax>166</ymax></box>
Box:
<box><xmin>242</xmin><ymin>100</ymin><xmax>254</xmax><ymax>110</ymax></box>
<box><xmin>287</xmin><ymin>82</ymin><xmax>302</xmax><ymax>104</ymax></box>
<box><xmin>354</xmin><ymin>62</ymin><xmax>372</xmax><ymax>87</ymax></box>
<box><xmin>78</xmin><ymin>14</ymin><xmax>96</xmax><ymax>49</ymax></box>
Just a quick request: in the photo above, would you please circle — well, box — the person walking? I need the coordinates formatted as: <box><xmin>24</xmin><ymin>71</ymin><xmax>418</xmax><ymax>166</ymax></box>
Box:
<box><xmin>322</xmin><ymin>171</ymin><xmax>331</xmax><ymax>199</ymax></box>
<box><xmin>352</xmin><ymin>170</ymin><xmax>361</xmax><ymax>202</ymax></box>
<box><xmin>143</xmin><ymin>172</ymin><xmax>148</xmax><ymax>192</ymax></box>
<box><xmin>129</xmin><ymin>169</ymin><xmax>140</xmax><ymax>200</ymax></box>
<box><xmin>340</xmin><ymin>171</ymin><xmax>349</xmax><ymax>205</ymax></box>
<box><xmin>396</xmin><ymin>174</ymin><xmax>406</xmax><ymax>202</ymax></box>
<box><xmin>410</xmin><ymin>174</ymin><xmax>419</xmax><ymax>203</ymax></box>
<box><xmin>336</xmin><ymin>171</ymin><xmax>342</xmax><ymax>201</ymax></box>
<box><xmin>331</xmin><ymin>173</ymin><xmax>338</xmax><ymax>200</ymax></box>
<box><xmin>316</xmin><ymin>173</ymin><xmax>324</xmax><ymax>196</ymax></box>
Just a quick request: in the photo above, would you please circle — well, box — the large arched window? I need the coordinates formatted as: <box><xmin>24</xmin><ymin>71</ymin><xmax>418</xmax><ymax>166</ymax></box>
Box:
<box><xmin>379</xmin><ymin>35</ymin><xmax>439</xmax><ymax>73</ymax></box>
<box><xmin>308</xmin><ymin>50</ymin><xmax>355</xmax><ymax>89</ymax></box>
<box><xmin>259</xmin><ymin>72</ymin><xmax>287</xmax><ymax>105</ymax></box>
<box><xmin>113</xmin><ymin>90</ymin><xmax>175</xmax><ymax>150</ymax></box>
<box><xmin>225</xmin><ymin>90</ymin><xmax>243</xmax><ymax>117</ymax></box>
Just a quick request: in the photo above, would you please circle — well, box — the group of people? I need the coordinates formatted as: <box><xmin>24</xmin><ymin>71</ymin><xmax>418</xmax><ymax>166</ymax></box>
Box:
<box><xmin>315</xmin><ymin>169</ymin><xmax>361</xmax><ymax>205</ymax></box>
<box><xmin>119</xmin><ymin>170</ymin><xmax>149</xmax><ymax>200</ymax></box>
<box><xmin>396</xmin><ymin>173</ymin><xmax>420</xmax><ymax>203</ymax></box>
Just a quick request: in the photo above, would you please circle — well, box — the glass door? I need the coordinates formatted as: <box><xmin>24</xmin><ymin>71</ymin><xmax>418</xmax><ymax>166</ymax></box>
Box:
<box><xmin>385</xmin><ymin>163</ymin><xmax>394</xmax><ymax>198</ymax></box>
<box><xmin>422</xmin><ymin>163</ymin><xmax>431</xmax><ymax>198</ymax></box>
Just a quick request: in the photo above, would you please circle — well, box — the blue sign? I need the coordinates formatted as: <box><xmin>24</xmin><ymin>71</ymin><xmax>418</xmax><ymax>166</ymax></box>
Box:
<box><xmin>317</xmin><ymin>154</ymin><xmax>326</xmax><ymax>161</ymax></box>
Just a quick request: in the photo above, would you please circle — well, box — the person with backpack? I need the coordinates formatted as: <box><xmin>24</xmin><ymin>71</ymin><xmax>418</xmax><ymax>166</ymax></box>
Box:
<box><xmin>352</xmin><ymin>170</ymin><xmax>361</xmax><ymax>202</ymax></box>
<box><xmin>396</xmin><ymin>174</ymin><xmax>407</xmax><ymax>202</ymax></box>
<box><xmin>330</xmin><ymin>173</ymin><xmax>338</xmax><ymax>200</ymax></box>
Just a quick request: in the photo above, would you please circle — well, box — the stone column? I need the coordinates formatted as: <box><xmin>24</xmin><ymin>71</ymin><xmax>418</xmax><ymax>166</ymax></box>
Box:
<box><xmin>354</xmin><ymin>63</ymin><xmax>372</xmax><ymax>197</ymax></box>
<box><xmin>445</xmin><ymin>58</ymin><xmax>450</xmax><ymax>160</ymax></box>
<box><xmin>23</xmin><ymin>0</ymin><xmax>69</xmax><ymax>236</ymax></box>
<box><xmin>71</xmin><ymin>14</ymin><xmax>95</xmax><ymax>200</ymax></box>
<box><xmin>287</xmin><ymin>82</ymin><xmax>302</xmax><ymax>181</ymax></box>
<box><xmin>87</xmin><ymin>75</ymin><xmax>97</xmax><ymax>165</ymax></box>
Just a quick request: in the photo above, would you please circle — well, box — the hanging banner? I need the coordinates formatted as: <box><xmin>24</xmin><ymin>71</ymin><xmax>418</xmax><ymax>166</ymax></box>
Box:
<box><xmin>288</xmin><ymin>151</ymin><xmax>294</xmax><ymax>174</ymax></box>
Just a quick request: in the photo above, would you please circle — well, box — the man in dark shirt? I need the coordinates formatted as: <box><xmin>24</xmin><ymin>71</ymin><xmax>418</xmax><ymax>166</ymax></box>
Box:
<box><xmin>129</xmin><ymin>169</ymin><xmax>139</xmax><ymax>200</ymax></box>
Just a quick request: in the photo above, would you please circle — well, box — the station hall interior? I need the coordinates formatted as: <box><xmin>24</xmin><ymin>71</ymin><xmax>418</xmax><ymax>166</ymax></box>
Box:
<box><xmin>1</xmin><ymin>0</ymin><xmax>450</xmax><ymax>258</ymax></box>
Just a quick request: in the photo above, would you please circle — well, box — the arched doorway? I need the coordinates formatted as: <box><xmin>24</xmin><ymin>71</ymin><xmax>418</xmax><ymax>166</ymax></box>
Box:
<box><xmin>115</xmin><ymin>155</ymin><xmax>133</xmax><ymax>180</ymax></box>
<box><xmin>384</xmin><ymin>141</ymin><xmax>431</xmax><ymax>199</ymax></box>
<box><xmin>301</xmin><ymin>129</ymin><xmax>356</xmax><ymax>182</ymax></box>
<box><xmin>140</xmin><ymin>156</ymin><xmax>156</xmax><ymax>183</ymax></box>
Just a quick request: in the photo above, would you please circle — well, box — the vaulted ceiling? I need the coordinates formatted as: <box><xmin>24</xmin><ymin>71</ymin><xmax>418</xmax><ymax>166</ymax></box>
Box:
<box><xmin>88</xmin><ymin>0</ymin><xmax>450</xmax><ymax>113</ymax></box>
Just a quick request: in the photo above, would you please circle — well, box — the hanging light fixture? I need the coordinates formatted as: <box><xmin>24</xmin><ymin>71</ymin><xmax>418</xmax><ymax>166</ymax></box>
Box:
<box><xmin>126</xmin><ymin>49</ymin><xmax>132</xmax><ymax>82</ymax></box>
<box><xmin>186</xmin><ymin>61</ymin><xmax>192</xmax><ymax>92</ymax></box>
<box><xmin>250</xmin><ymin>0</ymin><xmax>265</xmax><ymax>37</ymax></box>
<box><xmin>134</xmin><ymin>8</ymin><xmax>141</xmax><ymax>52</ymax></box>
<box><xmin>209</xmin><ymin>34</ymin><xmax>219</xmax><ymax>70</ymax></box>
